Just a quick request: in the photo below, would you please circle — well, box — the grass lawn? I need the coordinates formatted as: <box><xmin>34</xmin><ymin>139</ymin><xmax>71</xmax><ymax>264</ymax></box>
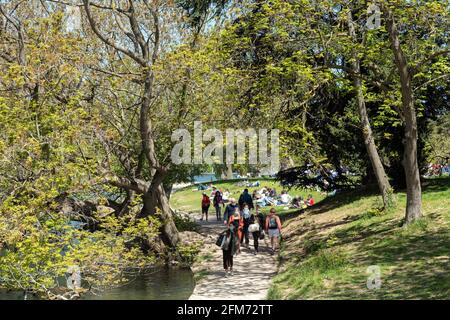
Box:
<box><xmin>267</xmin><ymin>176</ymin><xmax>450</xmax><ymax>299</ymax></box>
<box><xmin>170</xmin><ymin>178</ymin><xmax>326</xmax><ymax>216</ymax></box>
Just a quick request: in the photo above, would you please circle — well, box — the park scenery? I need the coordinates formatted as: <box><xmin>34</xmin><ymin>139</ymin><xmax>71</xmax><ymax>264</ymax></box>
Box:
<box><xmin>0</xmin><ymin>0</ymin><xmax>449</xmax><ymax>301</ymax></box>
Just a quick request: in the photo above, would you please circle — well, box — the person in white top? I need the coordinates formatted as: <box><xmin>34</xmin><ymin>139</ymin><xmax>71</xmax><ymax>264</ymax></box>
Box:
<box><xmin>222</xmin><ymin>189</ymin><xmax>230</xmax><ymax>202</ymax></box>
<box><xmin>279</xmin><ymin>191</ymin><xmax>291</xmax><ymax>205</ymax></box>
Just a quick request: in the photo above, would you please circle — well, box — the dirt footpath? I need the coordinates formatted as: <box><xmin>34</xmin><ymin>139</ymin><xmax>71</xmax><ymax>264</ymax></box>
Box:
<box><xmin>189</xmin><ymin>218</ymin><xmax>277</xmax><ymax>300</ymax></box>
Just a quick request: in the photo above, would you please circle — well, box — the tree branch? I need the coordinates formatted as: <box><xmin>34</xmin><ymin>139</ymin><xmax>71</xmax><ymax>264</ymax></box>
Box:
<box><xmin>82</xmin><ymin>0</ymin><xmax>147</xmax><ymax>66</ymax></box>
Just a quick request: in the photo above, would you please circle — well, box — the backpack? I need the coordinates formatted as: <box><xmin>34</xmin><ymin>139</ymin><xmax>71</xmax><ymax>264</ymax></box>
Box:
<box><xmin>216</xmin><ymin>232</ymin><xmax>226</xmax><ymax>247</ymax></box>
<box><xmin>268</xmin><ymin>216</ymin><xmax>278</xmax><ymax>229</ymax></box>
<box><xmin>242</xmin><ymin>209</ymin><xmax>251</xmax><ymax>220</ymax></box>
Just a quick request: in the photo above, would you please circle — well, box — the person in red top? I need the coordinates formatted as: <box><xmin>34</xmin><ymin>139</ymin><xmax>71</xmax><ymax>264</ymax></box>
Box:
<box><xmin>201</xmin><ymin>192</ymin><xmax>211</xmax><ymax>221</ymax></box>
<box><xmin>306</xmin><ymin>194</ymin><xmax>315</xmax><ymax>206</ymax></box>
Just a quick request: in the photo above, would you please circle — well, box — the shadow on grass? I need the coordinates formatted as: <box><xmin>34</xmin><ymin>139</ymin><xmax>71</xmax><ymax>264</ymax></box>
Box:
<box><xmin>334</xmin><ymin>224</ymin><xmax>450</xmax><ymax>299</ymax></box>
<box><xmin>421</xmin><ymin>176</ymin><xmax>450</xmax><ymax>194</ymax></box>
<box><xmin>306</xmin><ymin>186</ymin><xmax>380</xmax><ymax>216</ymax></box>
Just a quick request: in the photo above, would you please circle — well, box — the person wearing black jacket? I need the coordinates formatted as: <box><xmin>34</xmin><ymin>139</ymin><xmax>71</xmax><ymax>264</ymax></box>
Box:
<box><xmin>223</xmin><ymin>198</ymin><xmax>239</xmax><ymax>225</ymax></box>
<box><xmin>249</xmin><ymin>206</ymin><xmax>265</xmax><ymax>254</ymax></box>
<box><xmin>238</xmin><ymin>189</ymin><xmax>254</xmax><ymax>210</ymax></box>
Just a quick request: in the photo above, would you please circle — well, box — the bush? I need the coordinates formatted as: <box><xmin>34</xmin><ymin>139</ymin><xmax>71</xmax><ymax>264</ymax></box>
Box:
<box><xmin>176</xmin><ymin>241</ymin><xmax>202</xmax><ymax>265</ymax></box>
<box><xmin>173</xmin><ymin>212</ymin><xmax>198</xmax><ymax>232</ymax></box>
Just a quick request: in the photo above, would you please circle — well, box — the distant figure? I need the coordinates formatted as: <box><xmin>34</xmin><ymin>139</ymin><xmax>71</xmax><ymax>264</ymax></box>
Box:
<box><xmin>228</xmin><ymin>208</ymin><xmax>244</xmax><ymax>254</ymax></box>
<box><xmin>269</xmin><ymin>188</ymin><xmax>277</xmax><ymax>197</ymax></box>
<box><xmin>238</xmin><ymin>188</ymin><xmax>254</xmax><ymax>210</ymax></box>
<box><xmin>213</xmin><ymin>190</ymin><xmax>223</xmax><ymax>221</ymax></box>
<box><xmin>240</xmin><ymin>203</ymin><xmax>252</xmax><ymax>247</ymax></box>
<box><xmin>291</xmin><ymin>197</ymin><xmax>301</xmax><ymax>208</ymax></box>
<box><xmin>201</xmin><ymin>192</ymin><xmax>211</xmax><ymax>221</ymax></box>
<box><xmin>279</xmin><ymin>190</ymin><xmax>291</xmax><ymax>205</ymax></box>
<box><xmin>222</xmin><ymin>189</ymin><xmax>231</xmax><ymax>203</ymax></box>
<box><xmin>221</xmin><ymin>225</ymin><xmax>237</xmax><ymax>276</ymax></box>
<box><xmin>265</xmin><ymin>208</ymin><xmax>282</xmax><ymax>255</ymax></box>
<box><xmin>223</xmin><ymin>198</ymin><xmax>239</xmax><ymax>225</ymax></box>
<box><xmin>249</xmin><ymin>205</ymin><xmax>265</xmax><ymax>255</ymax></box>
<box><xmin>307</xmin><ymin>194</ymin><xmax>315</xmax><ymax>206</ymax></box>
<box><xmin>197</xmin><ymin>183</ymin><xmax>207</xmax><ymax>191</ymax></box>
<box><xmin>210</xmin><ymin>186</ymin><xmax>217</xmax><ymax>199</ymax></box>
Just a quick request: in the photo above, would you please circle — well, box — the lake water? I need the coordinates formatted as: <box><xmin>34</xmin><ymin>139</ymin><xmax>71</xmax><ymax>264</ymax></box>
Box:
<box><xmin>192</xmin><ymin>173</ymin><xmax>241</xmax><ymax>183</ymax></box>
<box><xmin>192</xmin><ymin>173</ymin><xmax>218</xmax><ymax>183</ymax></box>
<box><xmin>0</xmin><ymin>267</ymin><xmax>195</xmax><ymax>300</ymax></box>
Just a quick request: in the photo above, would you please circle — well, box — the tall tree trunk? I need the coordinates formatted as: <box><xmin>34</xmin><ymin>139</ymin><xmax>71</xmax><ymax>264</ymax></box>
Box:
<box><xmin>382</xmin><ymin>6</ymin><xmax>422</xmax><ymax>224</ymax></box>
<box><xmin>83</xmin><ymin>0</ymin><xmax>179</xmax><ymax>245</ymax></box>
<box><xmin>347</xmin><ymin>11</ymin><xmax>393</xmax><ymax>209</ymax></box>
<box><xmin>139</xmin><ymin>75</ymin><xmax>179</xmax><ymax>246</ymax></box>
<box><xmin>139</xmin><ymin>167</ymin><xmax>179</xmax><ymax>247</ymax></box>
<box><xmin>226</xmin><ymin>164</ymin><xmax>234</xmax><ymax>180</ymax></box>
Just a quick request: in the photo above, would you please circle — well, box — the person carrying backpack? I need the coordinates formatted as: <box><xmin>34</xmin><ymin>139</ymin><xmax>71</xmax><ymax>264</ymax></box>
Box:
<box><xmin>200</xmin><ymin>192</ymin><xmax>210</xmax><ymax>221</ymax></box>
<box><xmin>221</xmin><ymin>225</ymin><xmax>237</xmax><ymax>276</ymax></box>
<box><xmin>249</xmin><ymin>205</ymin><xmax>265</xmax><ymax>254</ymax></box>
<box><xmin>265</xmin><ymin>208</ymin><xmax>282</xmax><ymax>255</ymax></box>
<box><xmin>240</xmin><ymin>203</ymin><xmax>252</xmax><ymax>247</ymax></box>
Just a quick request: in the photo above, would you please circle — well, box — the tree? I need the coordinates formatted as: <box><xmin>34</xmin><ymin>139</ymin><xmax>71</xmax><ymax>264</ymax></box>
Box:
<box><xmin>345</xmin><ymin>6</ymin><xmax>393</xmax><ymax>209</ymax></box>
<box><xmin>81</xmin><ymin>0</ymin><xmax>180</xmax><ymax>246</ymax></box>
<box><xmin>0</xmin><ymin>4</ymin><xmax>160</xmax><ymax>298</ymax></box>
<box><xmin>379</xmin><ymin>0</ymin><xmax>449</xmax><ymax>223</ymax></box>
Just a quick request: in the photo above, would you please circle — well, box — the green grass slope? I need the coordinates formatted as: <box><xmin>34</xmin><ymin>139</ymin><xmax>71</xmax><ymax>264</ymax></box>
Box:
<box><xmin>268</xmin><ymin>177</ymin><xmax>450</xmax><ymax>300</ymax></box>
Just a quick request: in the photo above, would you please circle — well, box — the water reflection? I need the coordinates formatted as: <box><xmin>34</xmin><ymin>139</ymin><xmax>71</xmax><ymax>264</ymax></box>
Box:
<box><xmin>0</xmin><ymin>267</ymin><xmax>194</xmax><ymax>300</ymax></box>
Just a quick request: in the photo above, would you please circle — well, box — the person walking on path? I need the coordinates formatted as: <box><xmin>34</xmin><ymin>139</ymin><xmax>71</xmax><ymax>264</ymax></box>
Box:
<box><xmin>265</xmin><ymin>208</ymin><xmax>282</xmax><ymax>255</ymax></box>
<box><xmin>238</xmin><ymin>188</ymin><xmax>254</xmax><ymax>210</ymax></box>
<box><xmin>249</xmin><ymin>205</ymin><xmax>265</xmax><ymax>255</ymax></box>
<box><xmin>240</xmin><ymin>203</ymin><xmax>252</xmax><ymax>248</ymax></box>
<box><xmin>201</xmin><ymin>192</ymin><xmax>211</xmax><ymax>221</ymax></box>
<box><xmin>213</xmin><ymin>190</ymin><xmax>223</xmax><ymax>221</ymax></box>
<box><xmin>223</xmin><ymin>198</ymin><xmax>239</xmax><ymax>225</ymax></box>
<box><xmin>228</xmin><ymin>208</ymin><xmax>244</xmax><ymax>254</ymax></box>
<box><xmin>221</xmin><ymin>225</ymin><xmax>237</xmax><ymax>276</ymax></box>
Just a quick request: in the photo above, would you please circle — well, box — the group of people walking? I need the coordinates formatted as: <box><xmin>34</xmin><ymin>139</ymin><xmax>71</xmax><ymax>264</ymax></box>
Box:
<box><xmin>202</xmin><ymin>188</ymin><xmax>282</xmax><ymax>276</ymax></box>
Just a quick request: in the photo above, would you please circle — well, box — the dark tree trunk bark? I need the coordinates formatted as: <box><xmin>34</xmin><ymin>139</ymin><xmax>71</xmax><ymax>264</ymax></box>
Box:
<box><xmin>383</xmin><ymin>6</ymin><xmax>422</xmax><ymax>224</ymax></box>
<box><xmin>347</xmin><ymin>11</ymin><xmax>393</xmax><ymax>209</ymax></box>
<box><xmin>137</xmin><ymin>73</ymin><xmax>179</xmax><ymax>246</ymax></box>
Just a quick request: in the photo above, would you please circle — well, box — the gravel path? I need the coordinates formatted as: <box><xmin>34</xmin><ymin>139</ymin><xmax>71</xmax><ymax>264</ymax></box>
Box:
<box><xmin>189</xmin><ymin>217</ymin><xmax>277</xmax><ymax>300</ymax></box>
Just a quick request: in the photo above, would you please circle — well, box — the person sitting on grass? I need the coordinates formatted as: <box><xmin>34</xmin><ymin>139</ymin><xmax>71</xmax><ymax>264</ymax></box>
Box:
<box><xmin>306</xmin><ymin>194</ymin><xmax>315</xmax><ymax>206</ymax></box>
<box><xmin>222</xmin><ymin>189</ymin><xmax>231</xmax><ymax>203</ymax></box>
<box><xmin>291</xmin><ymin>197</ymin><xmax>301</xmax><ymax>209</ymax></box>
<box><xmin>279</xmin><ymin>190</ymin><xmax>292</xmax><ymax>205</ymax></box>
